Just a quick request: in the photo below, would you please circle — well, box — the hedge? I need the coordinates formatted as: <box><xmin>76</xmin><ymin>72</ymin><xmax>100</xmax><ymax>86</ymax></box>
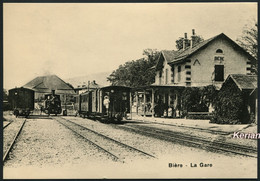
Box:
<box><xmin>210</xmin><ymin>80</ymin><xmax>251</xmax><ymax>124</ymax></box>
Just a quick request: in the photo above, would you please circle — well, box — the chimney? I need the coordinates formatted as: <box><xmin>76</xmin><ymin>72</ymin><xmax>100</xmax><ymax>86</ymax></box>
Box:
<box><xmin>52</xmin><ymin>89</ymin><xmax>55</xmax><ymax>96</ymax></box>
<box><xmin>183</xmin><ymin>33</ymin><xmax>189</xmax><ymax>50</ymax></box>
<box><xmin>190</xmin><ymin>29</ymin><xmax>196</xmax><ymax>48</ymax></box>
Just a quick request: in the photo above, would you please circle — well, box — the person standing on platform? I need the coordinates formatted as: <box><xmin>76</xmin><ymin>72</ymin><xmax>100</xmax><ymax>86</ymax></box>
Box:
<box><xmin>103</xmin><ymin>95</ymin><xmax>110</xmax><ymax>115</ymax></box>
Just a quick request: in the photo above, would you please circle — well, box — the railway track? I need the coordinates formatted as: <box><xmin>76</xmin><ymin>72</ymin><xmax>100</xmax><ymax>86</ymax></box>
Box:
<box><xmin>117</xmin><ymin>124</ymin><xmax>258</xmax><ymax>158</ymax></box>
<box><xmin>3</xmin><ymin>121</ymin><xmax>13</xmax><ymax>129</ymax></box>
<box><xmin>54</xmin><ymin>117</ymin><xmax>156</xmax><ymax>162</ymax></box>
<box><xmin>3</xmin><ymin>119</ymin><xmax>27</xmax><ymax>162</ymax></box>
<box><xmin>138</xmin><ymin>119</ymin><xmax>233</xmax><ymax>136</ymax></box>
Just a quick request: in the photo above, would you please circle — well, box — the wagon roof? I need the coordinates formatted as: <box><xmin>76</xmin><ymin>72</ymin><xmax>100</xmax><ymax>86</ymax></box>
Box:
<box><xmin>23</xmin><ymin>74</ymin><xmax>76</xmax><ymax>94</ymax></box>
<box><xmin>9</xmin><ymin>87</ymin><xmax>34</xmax><ymax>92</ymax></box>
<box><xmin>100</xmin><ymin>85</ymin><xmax>132</xmax><ymax>90</ymax></box>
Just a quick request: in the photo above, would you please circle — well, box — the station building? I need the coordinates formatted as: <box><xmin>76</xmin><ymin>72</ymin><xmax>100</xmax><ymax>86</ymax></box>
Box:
<box><xmin>74</xmin><ymin>80</ymin><xmax>101</xmax><ymax>95</ymax></box>
<box><xmin>135</xmin><ymin>31</ymin><xmax>256</xmax><ymax>118</ymax></box>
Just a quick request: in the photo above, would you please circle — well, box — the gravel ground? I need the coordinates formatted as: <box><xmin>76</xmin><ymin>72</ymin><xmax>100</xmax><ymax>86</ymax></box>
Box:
<box><xmin>62</xmin><ymin>116</ymin><xmax>191</xmax><ymax>158</ymax></box>
<box><xmin>55</xmin><ymin>116</ymin><xmax>257</xmax><ymax>178</ymax></box>
<box><xmin>3</xmin><ymin>115</ymin><xmax>258</xmax><ymax>179</ymax></box>
<box><xmin>224</xmin><ymin>124</ymin><xmax>258</xmax><ymax>147</ymax></box>
<box><xmin>4</xmin><ymin>116</ymin><xmax>118</xmax><ymax>178</ymax></box>
<box><xmin>3</xmin><ymin>120</ymin><xmax>11</xmax><ymax>128</ymax></box>
<box><xmin>55</xmin><ymin>117</ymin><xmax>153</xmax><ymax>162</ymax></box>
<box><xmin>3</xmin><ymin>116</ymin><xmax>25</xmax><ymax>156</ymax></box>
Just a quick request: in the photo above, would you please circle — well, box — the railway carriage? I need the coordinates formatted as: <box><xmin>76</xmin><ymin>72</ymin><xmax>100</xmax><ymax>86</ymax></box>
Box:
<box><xmin>76</xmin><ymin>91</ymin><xmax>92</xmax><ymax>118</ymax></box>
<box><xmin>75</xmin><ymin>85</ymin><xmax>131</xmax><ymax>122</ymax></box>
<box><xmin>8</xmin><ymin>87</ymin><xmax>35</xmax><ymax>117</ymax></box>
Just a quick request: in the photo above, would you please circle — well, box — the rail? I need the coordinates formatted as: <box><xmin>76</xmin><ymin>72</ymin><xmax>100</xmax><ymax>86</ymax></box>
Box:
<box><xmin>54</xmin><ymin>117</ymin><xmax>156</xmax><ymax>162</ymax></box>
<box><xmin>3</xmin><ymin>119</ymin><xmax>27</xmax><ymax>162</ymax></box>
<box><xmin>120</xmin><ymin>124</ymin><xmax>257</xmax><ymax>158</ymax></box>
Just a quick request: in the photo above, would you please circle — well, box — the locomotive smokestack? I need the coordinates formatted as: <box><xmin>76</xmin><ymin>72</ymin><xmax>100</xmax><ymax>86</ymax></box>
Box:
<box><xmin>52</xmin><ymin>89</ymin><xmax>55</xmax><ymax>95</ymax></box>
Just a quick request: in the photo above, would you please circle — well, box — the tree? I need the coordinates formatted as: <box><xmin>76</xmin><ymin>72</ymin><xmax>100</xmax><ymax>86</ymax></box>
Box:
<box><xmin>107</xmin><ymin>49</ymin><xmax>160</xmax><ymax>87</ymax></box>
<box><xmin>237</xmin><ymin>20</ymin><xmax>258</xmax><ymax>74</ymax></box>
<box><xmin>3</xmin><ymin>89</ymin><xmax>8</xmax><ymax>101</ymax></box>
<box><xmin>175</xmin><ymin>35</ymin><xmax>204</xmax><ymax>50</ymax></box>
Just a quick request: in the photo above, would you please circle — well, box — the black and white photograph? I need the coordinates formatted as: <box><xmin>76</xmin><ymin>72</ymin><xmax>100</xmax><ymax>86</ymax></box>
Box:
<box><xmin>2</xmin><ymin>2</ymin><xmax>258</xmax><ymax>179</ymax></box>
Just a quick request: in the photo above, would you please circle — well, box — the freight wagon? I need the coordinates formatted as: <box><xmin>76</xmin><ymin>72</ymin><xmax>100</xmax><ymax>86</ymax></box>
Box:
<box><xmin>8</xmin><ymin>87</ymin><xmax>35</xmax><ymax>117</ymax></box>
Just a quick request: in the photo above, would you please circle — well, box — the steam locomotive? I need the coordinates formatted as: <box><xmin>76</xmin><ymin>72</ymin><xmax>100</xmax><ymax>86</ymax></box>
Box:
<box><xmin>43</xmin><ymin>90</ymin><xmax>62</xmax><ymax>115</ymax></box>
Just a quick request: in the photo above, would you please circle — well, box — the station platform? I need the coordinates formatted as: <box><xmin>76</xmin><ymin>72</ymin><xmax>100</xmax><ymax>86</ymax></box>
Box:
<box><xmin>130</xmin><ymin>113</ymin><xmax>257</xmax><ymax>136</ymax></box>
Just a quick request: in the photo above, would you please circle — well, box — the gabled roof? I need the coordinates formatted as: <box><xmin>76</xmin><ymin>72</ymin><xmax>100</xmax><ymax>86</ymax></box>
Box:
<box><xmin>155</xmin><ymin>33</ymin><xmax>256</xmax><ymax>68</ymax></box>
<box><xmin>161</xmin><ymin>50</ymin><xmax>179</xmax><ymax>63</ymax></box>
<box><xmin>171</xmin><ymin>34</ymin><xmax>218</xmax><ymax>63</ymax></box>
<box><xmin>23</xmin><ymin>75</ymin><xmax>76</xmax><ymax>94</ymax></box>
<box><xmin>155</xmin><ymin>50</ymin><xmax>178</xmax><ymax>70</ymax></box>
<box><xmin>226</xmin><ymin>74</ymin><xmax>257</xmax><ymax>91</ymax></box>
<box><xmin>75</xmin><ymin>81</ymin><xmax>101</xmax><ymax>90</ymax></box>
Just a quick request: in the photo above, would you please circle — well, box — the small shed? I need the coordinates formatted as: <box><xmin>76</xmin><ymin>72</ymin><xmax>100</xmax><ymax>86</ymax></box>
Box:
<box><xmin>217</xmin><ymin>74</ymin><xmax>257</xmax><ymax>124</ymax></box>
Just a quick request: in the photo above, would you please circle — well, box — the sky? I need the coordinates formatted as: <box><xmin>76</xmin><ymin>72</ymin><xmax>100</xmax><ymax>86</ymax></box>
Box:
<box><xmin>3</xmin><ymin>3</ymin><xmax>257</xmax><ymax>90</ymax></box>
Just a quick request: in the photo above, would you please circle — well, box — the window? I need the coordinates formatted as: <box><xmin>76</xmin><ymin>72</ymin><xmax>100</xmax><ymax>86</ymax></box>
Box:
<box><xmin>178</xmin><ymin>66</ymin><xmax>181</xmax><ymax>82</ymax></box>
<box><xmin>159</xmin><ymin>71</ymin><xmax>162</xmax><ymax>85</ymax></box>
<box><xmin>171</xmin><ymin>66</ymin><xmax>175</xmax><ymax>83</ymax></box>
<box><xmin>185</xmin><ymin>65</ymin><xmax>191</xmax><ymax>69</ymax></box>
<box><xmin>215</xmin><ymin>65</ymin><xmax>224</xmax><ymax>81</ymax></box>
<box><xmin>216</xmin><ymin>49</ymin><xmax>223</xmax><ymax>54</ymax></box>
<box><xmin>165</xmin><ymin>69</ymin><xmax>168</xmax><ymax>84</ymax></box>
<box><xmin>122</xmin><ymin>92</ymin><xmax>127</xmax><ymax>100</ymax></box>
<box><xmin>215</xmin><ymin>49</ymin><xmax>224</xmax><ymax>62</ymax></box>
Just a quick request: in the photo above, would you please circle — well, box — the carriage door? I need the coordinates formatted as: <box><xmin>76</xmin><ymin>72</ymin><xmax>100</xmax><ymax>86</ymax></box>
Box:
<box><xmin>92</xmin><ymin>91</ymin><xmax>96</xmax><ymax>112</ymax></box>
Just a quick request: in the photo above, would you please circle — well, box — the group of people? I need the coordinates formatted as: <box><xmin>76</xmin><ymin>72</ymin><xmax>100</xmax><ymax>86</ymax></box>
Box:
<box><xmin>141</xmin><ymin>102</ymin><xmax>181</xmax><ymax>118</ymax></box>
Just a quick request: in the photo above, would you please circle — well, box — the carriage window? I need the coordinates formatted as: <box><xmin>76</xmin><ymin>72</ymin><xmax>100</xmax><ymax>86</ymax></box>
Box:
<box><xmin>122</xmin><ymin>92</ymin><xmax>127</xmax><ymax>100</ymax></box>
